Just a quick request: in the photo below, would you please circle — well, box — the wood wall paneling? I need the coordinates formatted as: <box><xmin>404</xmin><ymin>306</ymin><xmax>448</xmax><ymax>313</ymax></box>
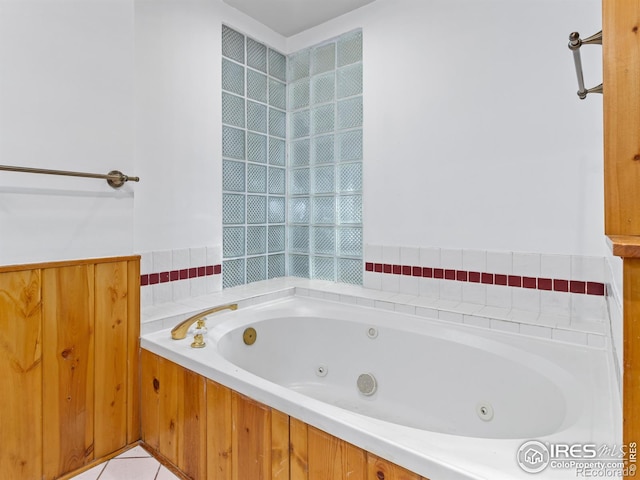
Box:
<box><xmin>127</xmin><ymin>259</ymin><xmax>141</xmax><ymax>444</ymax></box>
<box><xmin>603</xmin><ymin>0</ymin><xmax>640</xmax><ymax>235</ymax></box>
<box><xmin>94</xmin><ymin>261</ymin><xmax>129</xmax><ymax>458</ymax></box>
<box><xmin>43</xmin><ymin>264</ymin><xmax>96</xmax><ymax>479</ymax></box>
<box><xmin>0</xmin><ymin>270</ymin><xmax>43</xmax><ymax>480</ymax></box>
<box><xmin>1</xmin><ymin>256</ymin><xmax>140</xmax><ymax>480</ymax></box>
<box><xmin>624</xmin><ymin>258</ymin><xmax>640</xmax><ymax>446</ymax></box>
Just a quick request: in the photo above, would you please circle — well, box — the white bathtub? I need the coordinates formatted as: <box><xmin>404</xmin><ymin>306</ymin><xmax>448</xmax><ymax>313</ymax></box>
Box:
<box><xmin>141</xmin><ymin>295</ymin><xmax>621</xmax><ymax>480</ymax></box>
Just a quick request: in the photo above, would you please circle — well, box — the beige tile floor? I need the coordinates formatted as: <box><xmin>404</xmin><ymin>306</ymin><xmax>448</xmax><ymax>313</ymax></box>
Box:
<box><xmin>69</xmin><ymin>446</ymin><xmax>181</xmax><ymax>480</ymax></box>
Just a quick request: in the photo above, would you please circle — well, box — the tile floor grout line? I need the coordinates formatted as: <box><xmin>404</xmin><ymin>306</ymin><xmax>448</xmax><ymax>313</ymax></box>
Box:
<box><xmin>153</xmin><ymin>463</ymin><xmax>161</xmax><ymax>480</ymax></box>
<box><xmin>95</xmin><ymin>461</ymin><xmax>108</xmax><ymax>480</ymax></box>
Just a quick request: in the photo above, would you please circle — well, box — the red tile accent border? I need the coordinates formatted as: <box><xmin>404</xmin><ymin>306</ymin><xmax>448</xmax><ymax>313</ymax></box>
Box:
<box><xmin>365</xmin><ymin>262</ymin><xmax>607</xmax><ymax>296</ymax></box>
<box><xmin>141</xmin><ymin>264</ymin><xmax>222</xmax><ymax>287</ymax></box>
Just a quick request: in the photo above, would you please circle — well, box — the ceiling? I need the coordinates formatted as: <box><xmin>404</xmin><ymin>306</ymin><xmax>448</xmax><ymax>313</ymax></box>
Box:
<box><xmin>223</xmin><ymin>0</ymin><xmax>377</xmax><ymax>37</ymax></box>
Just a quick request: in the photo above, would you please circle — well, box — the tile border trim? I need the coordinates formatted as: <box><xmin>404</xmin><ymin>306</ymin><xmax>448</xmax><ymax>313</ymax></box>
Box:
<box><xmin>365</xmin><ymin>262</ymin><xmax>606</xmax><ymax>296</ymax></box>
<box><xmin>141</xmin><ymin>264</ymin><xmax>222</xmax><ymax>287</ymax></box>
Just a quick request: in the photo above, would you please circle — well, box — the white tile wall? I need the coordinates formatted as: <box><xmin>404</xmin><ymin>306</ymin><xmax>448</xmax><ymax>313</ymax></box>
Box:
<box><xmin>140</xmin><ymin>245</ymin><xmax>223</xmax><ymax>308</ymax></box>
<box><xmin>365</xmin><ymin>244</ymin><xmax>611</xmax><ymax>337</ymax></box>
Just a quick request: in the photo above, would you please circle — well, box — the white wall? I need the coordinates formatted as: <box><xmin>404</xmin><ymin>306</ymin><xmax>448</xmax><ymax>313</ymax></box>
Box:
<box><xmin>288</xmin><ymin>0</ymin><xmax>605</xmax><ymax>258</ymax></box>
<box><xmin>0</xmin><ymin>0</ymin><xmax>135</xmax><ymax>265</ymax></box>
<box><xmin>134</xmin><ymin>0</ymin><xmax>286</xmax><ymax>254</ymax></box>
<box><xmin>0</xmin><ymin>0</ymin><xmax>285</xmax><ymax>266</ymax></box>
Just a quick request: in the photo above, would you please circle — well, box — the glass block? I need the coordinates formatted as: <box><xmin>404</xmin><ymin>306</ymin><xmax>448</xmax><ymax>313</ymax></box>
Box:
<box><xmin>289</xmin><ymin>79</ymin><xmax>310</xmax><ymax>110</ymax></box>
<box><xmin>312</xmin><ymin>165</ymin><xmax>335</xmax><ymax>194</ymax></box>
<box><xmin>311</xmin><ymin>104</ymin><xmax>334</xmax><ymax>135</ymax></box>
<box><xmin>223</xmin><ymin>226</ymin><xmax>245</xmax><ymax>258</ymax></box>
<box><xmin>337</xmin><ymin>97</ymin><xmax>363</xmax><ymax>130</ymax></box>
<box><xmin>222</xmin><ymin>92</ymin><xmax>245</xmax><ymax>128</ymax></box>
<box><xmin>337</xmin><ymin>227</ymin><xmax>362</xmax><ymax>257</ymax></box>
<box><xmin>289</xmin><ymin>197</ymin><xmax>310</xmax><ymax>224</ymax></box>
<box><xmin>223</xmin><ymin>160</ymin><xmax>245</xmax><ymax>192</ymax></box>
<box><xmin>312</xmin><ymin>256</ymin><xmax>335</xmax><ymax>281</ymax></box>
<box><xmin>337</xmin><ymin>195</ymin><xmax>362</xmax><ymax>224</ymax></box>
<box><xmin>311</xmin><ymin>73</ymin><xmax>335</xmax><ymax>105</ymax></box>
<box><xmin>290</xmin><ymin>139</ymin><xmax>310</xmax><ymax>167</ymax></box>
<box><xmin>222</xmin><ymin>59</ymin><xmax>244</xmax><ymax>96</ymax></box>
<box><xmin>337</xmin><ymin>129</ymin><xmax>363</xmax><ymax>161</ymax></box>
<box><xmin>289</xmin><ymin>254</ymin><xmax>309</xmax><ymax>278</ymax></box>
<box><xmin>312</xmin><ymin>196</ymin><xmax>335</xmax><ymax>224</ymax></box>
<box><xmin>268</xmin><ymin>167</ymin><xmax>286</xmax><ymax>195</ymax></box>
<box><xmin>222</xmin><ymin>26</ymin><xmax>244</xmax><ymax>63</ymax></box>
<box><xmin>288</xmin><ymin>50</ymin><xmax>310</xmax><ymax>82</ymax></box>
<box><xmin>338</xmin><ymin>162</ymin><xmax>362</xmax><ymax>192</ymax></box>
<box><xmin>223</xmin><ymin>193</ymin><xmax>245</xmax><ymax>225</ymax></box>
<box><xmin>246</xmin><ymin>101</ymin><xmax>267</xmax><ymax>133</ymax></box>
<box><xmin>291</xmin><ymin>110</ymin><xmax>310</xmax><ymax>139</ymax></box>
<box><xmin>289</xmin><ymin>226</ymin><xmax>309</xmax><ymax>253</ymax></box>
<box><xmin>222</xmin><ymin>126</ymin><xmax>245</xmax><ymax>160</ymax></box>
<box><xmin>269</xmin><ymin>79</ymin><xmax>286</xmax><ymax>110</ymax></box>
<box><xmin>269</xmin><ymin>49</ymin><xmax>286</xmax><ymax>82</ymax></box>
<box><xmin>268</xmin><ymin>254</ymin><xmax>285</xmax><ymax>279</ymax></box>
<box><xmin>247</xmin><ymin>226</ymin><xmax>266</xmax><ymax>255</ymax></box>
<box><xmin>246</xmin><ymin>256</ymin><xmax>267</xmax><ymax>283</ymax></box>
<box><xmin>312</xmin><ymin>135</ymin><xmax>334</xmax><ymax>164</ymax></box>
<box><xmin>290</xmin><ymin>168</ymin><xmax>310</xmax><ymax>195</ymax></box>
<box><xmin>247</xmin><ymin>133</ymin><xmax>267</xmax><ymax>164</ymax></box>
<box><xmin>311</xmin><ymin>43</ymin><xmax>336</xmax><ymax>75</ymax></box>
<box><xmin>312</xmin><ymin>227</ymin><xmax>335</xmax><ymax>255</ymax></box>
<box><xmin>269</xmin><ymin>137</ymin><xmax>286</xmax><ymax>166</ymax></box>
<box><xmin>247</xmin><ymin>38</ymin><xmax>267</xmax><ymax>73</ymax></box>
<box><xmin>268</xmin><ymin>225</ymin><xmax>285</xmax><ymax>253</ymax></box>
<box><xmin>247</xmin><ymin>195</ymin><xmax>267</xmax><ymax>224</ymax></box>
<box><xmin>337</xmin><ymin>258</ymin><xmax>363</xmax><ymax>285</ymax></box>
<box><xmin>247</xmin><ymin>70</ymin><xmax>267</xmax><ymax>103</ymax></box>
<box><xmin>337</xmin><ymin>30</ymin><xmax>362</xmax><ymax>67</ymax></box>
<box><xmin>247</xmin><ymin>164</ymin><xmax>267</xmax><ymax>193</ymax></box>
<box><xmin>223</xmin><ymin>258</ymin><xmax>245</xmax><ymax>289</ymax></box>
<box><xmin>268</xmin><ymin>196</ymin><xmax>285</xmax><ymax>223</ymax></box>
<box><xmin>337</xmin><ymin>63</ymin><xmax>363</xmax><ymax>99</ymax></box>
<box><xmin>269</xmin><ymin>108</ymin><xmax>286</xmax><ymax>138</ymax></box>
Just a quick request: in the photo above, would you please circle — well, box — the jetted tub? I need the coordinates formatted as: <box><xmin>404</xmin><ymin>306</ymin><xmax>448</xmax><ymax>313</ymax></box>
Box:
<box><xmin>141</xmin><ymin>295</ymin><xmax>621</xmax><ymax>480</ymax></box>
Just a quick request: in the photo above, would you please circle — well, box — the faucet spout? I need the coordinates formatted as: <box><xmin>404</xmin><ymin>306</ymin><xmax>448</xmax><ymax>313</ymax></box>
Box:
<box><xmin>170</xmin><ymin>303</ymin><xmax>238</xmax><ymax>340</ymax></box>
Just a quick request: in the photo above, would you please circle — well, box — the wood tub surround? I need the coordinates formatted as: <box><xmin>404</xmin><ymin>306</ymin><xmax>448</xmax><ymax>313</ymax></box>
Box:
<box><xmin>0</xmin><ymin>256</ymin><xmax>140</xmax><ymax>480</ymax></box>
<box><xmin>141</xmin><ymin>350</ymin><xmax>428</xmax><ymax>480</ymax></box>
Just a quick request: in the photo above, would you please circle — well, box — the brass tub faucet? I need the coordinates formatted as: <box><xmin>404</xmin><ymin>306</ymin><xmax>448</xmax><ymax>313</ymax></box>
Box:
<box><xmin>170</xmin><ymin>304</ymin><xmax>238</xmax><ymax>345</ymax></box>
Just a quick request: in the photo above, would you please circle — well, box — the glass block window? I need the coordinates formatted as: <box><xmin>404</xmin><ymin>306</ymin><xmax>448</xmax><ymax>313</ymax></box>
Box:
<box><xmin>287</xmin><ymin>30</ymin><xmax>363</xmax><ymax>285</ymax></box>
<box><xmin>222</xmin><ymin>26</ymin><xmax>287</xmax><ymax>288</ymax></box>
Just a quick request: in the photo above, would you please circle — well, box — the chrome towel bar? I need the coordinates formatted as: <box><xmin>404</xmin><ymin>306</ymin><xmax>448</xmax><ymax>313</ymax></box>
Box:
<box><xmin>568</xmin><ymin>30</ymin><xmax>603</xmax><ymax>99</ymax></box>
<box><xmin>0</xmin><ymin>164</ymin><xmax>140</xmax><ymax>188</ymax></box>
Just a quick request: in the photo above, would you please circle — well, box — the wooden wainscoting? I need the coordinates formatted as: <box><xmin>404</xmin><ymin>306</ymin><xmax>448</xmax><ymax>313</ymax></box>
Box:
<box><xmin>141</xmin><ymin>350</ymin><xmax>427</xmax><ymax>480</ymax></box>
<box><xmin>0</xmin><ymin>256</ymin><xmax>140</xmax><ymax>480</ymax></box>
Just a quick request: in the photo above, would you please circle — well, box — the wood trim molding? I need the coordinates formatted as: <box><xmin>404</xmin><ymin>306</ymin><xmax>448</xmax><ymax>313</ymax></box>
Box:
<box><xmin>0</xmin><ymin>255</ymin><xmax>141</xmax><ymax>274</ymax></box>
<box><xmin>608</xmin><ymin>235</ymin><xmax>640</xmax><ymax>258</ymax></box>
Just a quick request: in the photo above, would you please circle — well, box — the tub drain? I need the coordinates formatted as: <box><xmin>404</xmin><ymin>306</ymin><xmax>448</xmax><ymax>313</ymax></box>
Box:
<box><xmin>357</xmin><ymin>373</ymin><xmax>377</xmax><ymax>396</ymax></box>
